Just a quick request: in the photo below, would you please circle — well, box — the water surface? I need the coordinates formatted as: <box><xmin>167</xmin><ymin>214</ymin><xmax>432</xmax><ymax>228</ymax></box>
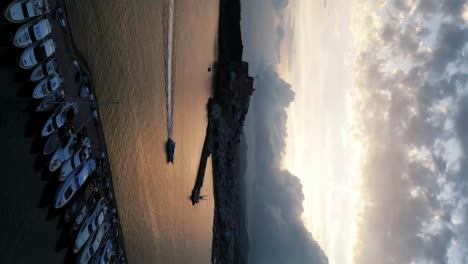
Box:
<box><xmin>67</xmin><ymin>1</ymin><xmax>219</xmax><ymax>262</ymax></box>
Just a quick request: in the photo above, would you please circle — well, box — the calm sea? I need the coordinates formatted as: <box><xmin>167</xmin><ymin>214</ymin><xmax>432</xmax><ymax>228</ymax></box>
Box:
<box><xmin>66</xmin><ymin>0</ymin><xmax>219</xmax><ymax>263</ymax></box>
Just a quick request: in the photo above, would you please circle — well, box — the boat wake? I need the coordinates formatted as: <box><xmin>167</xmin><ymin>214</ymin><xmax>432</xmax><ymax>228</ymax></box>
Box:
<box><xmin>164</xmin><ymin>0</ymin><xmax>175</xmax><ymax>138</ymax></box>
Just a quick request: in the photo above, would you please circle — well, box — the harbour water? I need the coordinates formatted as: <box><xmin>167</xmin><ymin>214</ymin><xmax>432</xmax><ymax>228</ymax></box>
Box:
<box><xmin>65</xmin><ymin>0</ymin><xmax>219</xmax><ymax>263</ymax></box>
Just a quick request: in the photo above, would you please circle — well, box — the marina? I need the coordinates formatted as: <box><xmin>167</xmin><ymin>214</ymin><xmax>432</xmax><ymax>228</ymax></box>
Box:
<box><xmin>2</xmin><ymin>0</ymin><xmax>127</xmax><ymax>262</ymax></box>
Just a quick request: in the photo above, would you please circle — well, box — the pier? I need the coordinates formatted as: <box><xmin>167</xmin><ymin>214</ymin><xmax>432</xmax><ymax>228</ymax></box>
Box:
<box><xmin>191</xmin><ymin>120</ymin><xmax>213</xmax><ymax>205</ymax></box>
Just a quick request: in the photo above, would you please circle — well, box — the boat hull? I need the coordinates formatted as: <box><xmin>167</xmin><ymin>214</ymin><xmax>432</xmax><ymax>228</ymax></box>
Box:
<box><xmin>31</xmin><ymin>58</ymin><xmax>58</xmax><ymax>82</ymax></box>
<box><xmin>43</xmin><ymin>125</ymin><xmax>68</xmax><ymax>155</ymax></box>
<box><xmin>55</xmin><ymin>159</ymin><xmax>96</xmax><ymax>209</ymax></box>
<box><xmin>32</xmin><ymin>75</ymin><xmax>62</xmax><ymax>99</ymax></box>
<box><xmin>49</xmin><ymin>133</ymin><xmax>78</xmax><ymax>172</ymax></box>
<box><xmin>13</xmin><ymin>18</ymin><xmax>51</xmax><ymax>48</ymax></box>
<box><xmin>4</xmin><ymin>0</ymin><xmax>50</xmax><ymax>23</ymax></box>
<box><xmin>4</xmin><ymin>0</ymin><xmax>29</xmax><ymax>23</ymax></box>
<box><xmin>36</xmin><ymin>89</ymin><xmax>64</xmax><ymax>112</ymax></box>
<box><xmin>74</xmin><ymin>198</ymin><xmax>106</xmax><ymax>252</ymax></box>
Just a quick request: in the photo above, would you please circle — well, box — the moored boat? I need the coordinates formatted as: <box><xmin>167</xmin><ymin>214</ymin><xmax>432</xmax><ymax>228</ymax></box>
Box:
<box><xmin>60</xmin><ymin>146</ymin><xmax>91</xmax><ymax>179</ymax></box>
<box><xmin>43</xmin><ymin>124</ymin><xmax>71</xmax><ymax>155</ymax></box>
<box><xmin>72</xmin><ymin>190</ymin><xmax>100</xmax><ymax>230</ymax></box>
<box><xmin>74</xmin><ymin>198</ymin><xmax>107</xmax><ymax>252</ymax></box>
<box><xmin>30</xmin><ymin>58</ymin><xmax>58</xmax><ymax>82</ymax></box>
<box><xmin>13</xmin><ymin>17</ymin><xmax>51</xmax><ymax>48</ymax></box>
<box><xmin>78</xmin><ymin>223</ymin><xmax>110</xmax><ymax>264</ymax></box>
<box><xmin>36</xmin><ymin>88</ymin><xmax>65</xmax><ymax>112</ymax></box>
<box><xmin>41</xmin><ymin>103</ymin><xmax>76</xmax><ymax>137</ymax></box>
<box><xmin>55</xmin><ymin>159</ymin><xmax>99</xmax><ymax>209</ymax></box>
<box><xmin>58</xmin><ymin>138</ymin><xmax>89</xmax><ymax>182</ymax></box>
<box><xmin>4</xmin><ymin>0</ymin><xmax>50</xmax><ymax>23</ymax></box>
<box><xmin>98</xmin><ymin>240</ymin><xmax>115</xmax><ymax>264</ymax></box>
<box><xmin>65</xmin><ymin>186</ymin><xmax>96</xmax><ymax>223</ymax></box>
<box><xmin>32</xmin><ymin>74</ymin><xmax>63</xmax><ymax>99</ymax></box>
<box><xmin>50</xmin><ymin>128</ymin><xmax>87</xmax><ymax>172</ymax></box>
<box><xmin>19</xmin><ymin>38</ymin><xmax>55</xmax><ymax>69</ymax></box>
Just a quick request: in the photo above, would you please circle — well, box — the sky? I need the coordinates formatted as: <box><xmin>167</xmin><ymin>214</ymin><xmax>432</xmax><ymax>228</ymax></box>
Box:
<box><xmin>242</xmin><ymin>0</ymin><xmax>468</xmax><ymax>264</ymax></box>
<box><xmin>282</xmin><ymin>1</ymin><xmax>357</xmax><ymax>264</ymax></box>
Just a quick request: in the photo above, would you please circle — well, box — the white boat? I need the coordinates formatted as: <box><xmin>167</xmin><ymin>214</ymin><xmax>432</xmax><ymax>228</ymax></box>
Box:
<box><xmin>4</xmin><ymin>0</ymin><xmax>50</xmax><ymax>23</ymax></box>
<box><xmin>32</xmin><ymin>74</ymin><xmax>62</xmax><ymax>99</ymax></box>
<box><xmin>65</xmin><ymin>188</ymin><xmax>95</xmax><ymax>223</ymax></box>
<box><xmin>50</xmin><ymin>128</ymin><xmax>88</xmax><ymax>172</ymax></box>
<box><xmin>74</xmin><ymin>198</ymin><xmax>107</xmax><ymax>253</ymax></box>
<box><xmin>13</xmin><ymin>17</ymin><xmax>51</xmax><ymax>48</ymax></box>
<box><xmin>41</xmin><ymin>103</ymin><xmax>76</xmax><ymax>137</ymax></box>
<box><xmin>60</xmin><ymin>146</ymin><xmax>91</xmax><ymax>179</ymax></box>
<box><xmin>55</xmin><ymin>159</ymin><xmax>98</xmax><ymax>209</ymax></box>
<box><xmin>36</xmin><ymin>89</ymin><xmax>64</xmax><ymax>112</ymax></box>
<box><xmin>49</xmin><ymin>128</ymin><xmax>90</xmax><ymax>172</ymax></box>
<box><xmin>73</xmin><ymin>191</ymin><xmax>100</xmax><ymax>231</ymax></box>
<box><xmin>55</xmin><ymin>7</ymin><xmax>66</xmax><ymax>28</ymax></box>
<box><xmin>78</xmin><ymin>223</ymin><xmax>110</xmax><ymax>264</ymax></box>
<box><xmin>54</xmin><ymin>134</ymin><xmax>91</xmax><ymax>175</ymax></box>
<box><xmin>49</xmin><ymin>132</ymin><xmax>79</xmax><ymax>172</ymax></box>
<box><xmin>30</xmin><ymin>58</ymin><xmax>58</xmax><ymax>82</ymax></box>
<box><xmin>98</xmin><ymin>240</ymin><xmax>114</xmax><ymax>264</ymax></box>
<box><xmin>58</xmin><ymin>138</ymin><xmax>90</xmax><ymax>181</ymax></box>
<box><xmin>43</xmin><ymin>124</ymin><xmax>70</xmax><ymax>155</ymax></box>
<box><xmin>19</xmin><ymin>38</ymin><xmax>55</xmax><ymax>69</ymax></box>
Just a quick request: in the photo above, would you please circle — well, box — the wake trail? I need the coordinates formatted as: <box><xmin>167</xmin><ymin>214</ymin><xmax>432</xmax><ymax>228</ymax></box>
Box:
<box><xmin>166</xmin><ymin>0</ymin><xmax>174</xmax><ymax>138</ymax></box>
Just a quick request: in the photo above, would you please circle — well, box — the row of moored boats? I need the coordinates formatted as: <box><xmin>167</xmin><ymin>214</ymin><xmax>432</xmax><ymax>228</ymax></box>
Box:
<box><xmin>4</xmin><ymin>0</ymin><xmax>123</xmax><ymax>263</ymax></box>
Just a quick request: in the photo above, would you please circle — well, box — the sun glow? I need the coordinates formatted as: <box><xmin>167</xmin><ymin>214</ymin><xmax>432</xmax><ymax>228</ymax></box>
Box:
<box><xmin>345</xmin><ymin>83</ymin><xmax>367</xmax><ymax>264</ymax></box>
<box><xmin>281</xmin><ymin>1</ymin><xmax>367</xmax><ymax>263</ymax></box>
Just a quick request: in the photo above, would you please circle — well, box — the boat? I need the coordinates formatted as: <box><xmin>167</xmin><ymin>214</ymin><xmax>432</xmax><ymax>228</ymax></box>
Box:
<box><xmin>60</xmin><ymin>146</ymin><xmax>91</xmax><ymax>179</ymax></box>
<box><xmin>13</xmin><ymin>17</ymin><xmax>51</xmax><ymax>48</ymax></box>
<box><xmin>36</xmin><ymin>89</ymin><xmax>65</xmax><ymax>112</ymax></box>
<box><xmin>54</xmin><ymin>159</ymin><xmax>98</xmax><ymax>209</ymax></box>
<box><xmin>78</xmin><ymin>223</ymin><xmax>110</xmax><ymax>264</ymax></box>
<box><xmin>166</xmin><ymin>137</ymin><xmax>175</xmax><ymax>163</ymax></box>
<box><xmin>49</xmin><ymin>128</ymin><xmax>87</xmax><ymax>172</ymax></box>
<box><xmin>30</xmin><ymin>58</ymin><xmax>58</xmax><ymax>82</ymax></box>
<box><xmin>18</xmin><ymin>38</ymin><xmax>55</xmax><ymax>69</ymax></box>
<box><xmin>72</xmin><ymin>190</ymin><xmax>100</xmax><ymax>231</ymax></box>
<box><xmin>74</xmin><ymin>198</ymin><xmax>107</xmax><ymax>253</ymax></box>
<box><xmin>57</xmin><ymin>138</ymin><xmax>91</xmax><ymax>179</ymax></box>
<box><xmin>49</xmin><ymin>134</ymin><xmax>78</xmax><ymax>172</ymax></box>
<box><xmin>4</xmin><ymin>0</ymin><xmax>50</xmax><ymax>23</ymax></box>
<box><xmin>98</xmin><ymin>240</ymin><xmax>115</xmax><ymax>264</ymax></box>
<box><xmin>41</xmin><ymin>103</ymin><xmax>76</xmax><ymax>137</ymax></box>
<box><xmin>55</xmin><ymin>7</ymin><xmax>66</xmax><ymax>28</ymax></box>
<box><xmin>32</xmin><ymin>74</ymin><xmax>63</xmax><ymax>99</ymax></box>
<box><xmin>191</xmin><ymin>188</ymin><xmax>201</xmax><ymax>206</ymax></box>
<box><xmin>64</xmin><ymin>186</ymin><xmax>96</xmax><ymax>223</ymax></box>
<box><xmin>43</xmin><ymin>124</ymin><xmax>71</xmax><ymax>155</ymax></box>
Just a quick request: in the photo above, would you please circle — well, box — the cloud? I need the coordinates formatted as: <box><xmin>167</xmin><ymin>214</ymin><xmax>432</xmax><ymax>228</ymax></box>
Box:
<box><xmin>276</xmin><ymin>25</ymin><xmax>285</xmax><ymax>39</ymax></box>
<box><xmin>351</xmin><ymin>0</ymin><xmax>468</xmax><ymax>263</ymax></box>
<box><xmin>245</xmin><ymin>65</ymin><xmax>328</xmax><ymax>264</ymax></box>
<box><xmin>240</xmin><ymin>0</ymin><xmax>291</xmax><ymax>70</ymax></box>
<box><xmin>239</xmin><ymin>0</ymin><xmax>327</xmax><ymax>263</ymax></box>
<box><xmin>272</xmin><ymin>0</ymin><xmax>289</xmax><ymax>11</ymax></box>
<box><xmin>427</xmin><ymin>23</ymin><xmax>468</xmax><ymax>74</ymax></box>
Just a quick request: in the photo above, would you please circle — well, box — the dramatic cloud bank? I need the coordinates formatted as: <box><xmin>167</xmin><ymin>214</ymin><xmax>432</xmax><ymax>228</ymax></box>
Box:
<box><xmin>247</xmin><ymin>65</ymin><xmax>328</xmax><ymax>264</ymax></box>
<box><xmin>351</xmin><ymin>0</ymin><xmax>468</xmax><ymax>263</ymax></box>
<box><xmin>241</xmin><ymin>0</ymin><xmax>328</xmax><ymax>263</ymax></box>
